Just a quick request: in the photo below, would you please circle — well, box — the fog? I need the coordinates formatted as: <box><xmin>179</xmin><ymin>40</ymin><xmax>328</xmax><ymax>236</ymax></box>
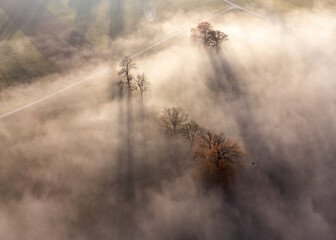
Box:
<box><xmin>0</xmin><ymin>2</ymin><xmax>336</xmax><ymax>240</ymax></box>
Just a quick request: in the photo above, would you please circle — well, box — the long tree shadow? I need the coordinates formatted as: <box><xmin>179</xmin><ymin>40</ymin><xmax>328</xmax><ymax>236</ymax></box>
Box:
<box><xmin>69</xmin><ymin>0</ymin><xmax>102</xmax><ymax>35</ymax></box>
<box><xmin>109</xmin><ymin>0</ymin><xmax>125</xmax><ymax>39</ymax></box>
<box><xmin>200</xmin><ymin>29</ymin><xmax>325</xmax><ymax>240</ymax></box>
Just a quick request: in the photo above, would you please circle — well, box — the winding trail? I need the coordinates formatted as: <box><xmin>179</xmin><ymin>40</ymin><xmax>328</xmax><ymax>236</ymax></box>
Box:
<box><xmin>1</xmin><ymin>0</ymin><xmax>335</xmax><ymax>120</ymax></box>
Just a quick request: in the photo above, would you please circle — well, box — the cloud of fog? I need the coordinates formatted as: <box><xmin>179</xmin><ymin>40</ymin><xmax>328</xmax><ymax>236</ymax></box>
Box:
<box><xmin>1</xmin><ymin>3</ymin><xmax>336</xmax><ymax>240</ymax></box>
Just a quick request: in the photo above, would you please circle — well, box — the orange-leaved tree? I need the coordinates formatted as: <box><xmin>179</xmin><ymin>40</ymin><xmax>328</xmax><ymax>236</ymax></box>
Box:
<box><xmin>194</xmin><ymin>131</ymin><xmax>246</xmax><ymax>186</ymax></box>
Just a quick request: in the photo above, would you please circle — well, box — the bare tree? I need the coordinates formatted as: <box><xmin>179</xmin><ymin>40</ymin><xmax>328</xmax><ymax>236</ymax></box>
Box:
<box><xmin>191</xmin><ymin>22</ymin><xmax>228</xmax><ymax>53</ymax></box>
<box><xmin>119</xmin><ymin>57</ymin><xmax>137</xmax><ymax>91</ymax></box>
<box><xmin>133</xmin><ymin>73</ymin><xmax>150</xmax><ymax>122</ymax></box>
<box><xmin>160</xmin><ymin>107</ymin><xmax>188</xmax><ymax>135</ymax></box>
<box><xmin>181</xmin><ymin>120</ymin><xmax>204</xmax><ymax>147</ymax></box>
<box><xmin>133</xmin><ymin>73</ymin><xmax>150</xmax><ymax>98</ymax></box>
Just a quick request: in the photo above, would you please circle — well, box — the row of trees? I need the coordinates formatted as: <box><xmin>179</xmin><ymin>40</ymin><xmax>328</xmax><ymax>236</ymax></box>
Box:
<box><xmin>158</xmin><ymin>107</ymin><xmax>246</xmax><ymax>186</ymax></box>
<box><xmin>159</xmin><ymin>107</ymin><xmax>202</xmax><ymax>146</ymax></box>
<box><xmin>118</xmin><ymin>21</ymin><xmax>228</xmax><ymax>97</ymax></box>
<box><xmin>118</xmin><ymin>57</ymin><xmax>150</xmax><ymax>101</ymax></box>
<box><xmin>117</xmin><ymin>21</ymin><xmax>244</xmax><ymax>188</ymax></box>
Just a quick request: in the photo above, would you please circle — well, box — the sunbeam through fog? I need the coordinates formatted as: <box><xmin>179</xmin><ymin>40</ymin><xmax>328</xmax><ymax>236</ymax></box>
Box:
<box><xmin>0</xmin><ymin>0</ymin><xmax>336</xmax><ymax>240</ymax></box>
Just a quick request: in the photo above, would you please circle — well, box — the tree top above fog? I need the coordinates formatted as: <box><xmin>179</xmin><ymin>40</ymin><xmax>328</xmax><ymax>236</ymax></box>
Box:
<box><xmin>191</xmin><ymin>22</ymin><xmax>229</xmax><ymax>52</ymax></box>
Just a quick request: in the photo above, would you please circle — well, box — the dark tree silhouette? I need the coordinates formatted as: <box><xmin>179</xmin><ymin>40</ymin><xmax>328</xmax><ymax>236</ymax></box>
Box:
<box><xmin>119</xmin><ymin>57</ymin><xmax>137</xmax><ymax>90</ymax></box>
<box><xmin>133</xmin><ymin>73</ymin><xmax>150</xmax><ymax>123</ymax></box>
<box><xmin>191</xmin><ymin>22</ymin><xmax>228</xmax><ymax>52</ymax></box>
<box><xmin>181</xmin><ymin>120</ymin><xmax>204</xmax><ymax>147</ymax></box>
<box><xmin>133</xmin><ymin>73</ymin><xmax>150</xmax><ymax>98</ymax></box>
<box><xmin>160</xmin><ymin>107</ymin><xmax>188</xmax><ymax>135</ymax></box>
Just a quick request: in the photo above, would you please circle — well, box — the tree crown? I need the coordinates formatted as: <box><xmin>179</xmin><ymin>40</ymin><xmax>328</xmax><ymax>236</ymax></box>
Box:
<box><xmin>118</xmin><ymin>57</ymin><xmax>137</xmax><ymax>89</ymax></box>
<box><xmin>132</xmin><ymin>73</ymin><xmax>150</xmax><ymax>96</ymax></box>
<box><xmin>160</xmin><ymin>107</ymin><xmax>189</xmax><ymax>135</ymax></box>
<box><xmin>191</xmin><ymin>22</ymin><xmax>229</xmax><ymax>51</ymax></box>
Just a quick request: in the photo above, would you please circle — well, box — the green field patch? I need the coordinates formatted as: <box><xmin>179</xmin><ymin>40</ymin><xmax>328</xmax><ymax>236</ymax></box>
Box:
<box><xmin>43</xmin><ymin>0</ymin><xmax>229</xmax><ymax>58</ymax></box>
<box><xmin>0</xmin><ymin>8</ymin><xmax>55</xmax><ymax>90</ymax></box>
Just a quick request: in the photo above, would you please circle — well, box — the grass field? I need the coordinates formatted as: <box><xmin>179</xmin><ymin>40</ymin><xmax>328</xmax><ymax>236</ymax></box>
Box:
<box><xmin>0</xmin><ymin>8</ymin><xmax>55</xmax><ymax>90</ymax></box>
<box><xmin>0</xmin><ymin>0</ymin><xmax>334</xmax><ymax>91</ymax></box>
<box><xmin>45</xmin><ymin>0</ymin><xmax>229</xmax><ymax>56</ymax></box>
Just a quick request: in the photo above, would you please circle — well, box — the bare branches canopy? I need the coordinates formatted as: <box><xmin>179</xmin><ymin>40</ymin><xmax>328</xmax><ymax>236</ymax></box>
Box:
<box><xmin>118</xmin><ymin>57</ymin><xmax>150</xmax><ymax>97</ymax></box>
<box><xmin>160</xmin><ymin>107</ymin><xmax>189</xmax><ymax>135</ymax></box>
<box><xmin>133</xmin><ymin>73</ymin><xmax>150</xmax><ymax>96</ymax></box>
<box><xmin>181</xmin><ymin>120</ymin><xmax>204</xmax><ymax>146</ymax></box>
<box><xmin>118</xmin><ymin>57</ymin><xmax>137</xmax><ymax>90</ymax></box>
